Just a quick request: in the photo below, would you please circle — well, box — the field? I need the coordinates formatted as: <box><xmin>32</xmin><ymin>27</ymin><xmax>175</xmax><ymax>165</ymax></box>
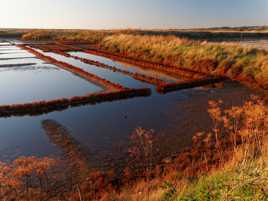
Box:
<box><xmin>0</xmin><ymin>28</ymin><xmax>266</xmax><ymax>200</ymax></box>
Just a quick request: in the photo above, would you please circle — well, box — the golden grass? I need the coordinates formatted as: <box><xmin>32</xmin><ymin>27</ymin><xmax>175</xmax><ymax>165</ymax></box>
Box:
<box><xmin>100</xmin><ymin>34</ymin><xmax>268</xmax><ymax>89</ymax></box>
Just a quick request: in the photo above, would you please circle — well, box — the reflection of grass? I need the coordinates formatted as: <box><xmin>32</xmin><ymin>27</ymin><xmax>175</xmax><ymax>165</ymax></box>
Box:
<box><xmin>42</xmin><ymin>119</ymin><xmax>90</xmax><ymax>171</ymax></box>
<box><xmin>0</xmin><ymin>97</ymin><xmax>267</xmax><ymax>200</ymax></box>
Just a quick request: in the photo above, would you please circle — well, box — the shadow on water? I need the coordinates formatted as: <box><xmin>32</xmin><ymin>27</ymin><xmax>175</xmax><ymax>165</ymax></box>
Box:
<box><xmin>42</xmin><ymin>119</ymin><xmax>91</xmax><ymax>172</ymax></box>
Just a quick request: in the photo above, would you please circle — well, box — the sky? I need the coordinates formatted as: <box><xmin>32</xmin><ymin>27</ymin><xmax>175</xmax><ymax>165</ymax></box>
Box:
<box><xmin>0</xmin><ymin>0</ymin><xmax>268</xmax><ymax>29</ymax></box>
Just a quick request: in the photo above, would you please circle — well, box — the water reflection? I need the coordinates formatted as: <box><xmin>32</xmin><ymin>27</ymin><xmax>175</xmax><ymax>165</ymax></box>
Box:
<box><xmin>41</xmin><ymin>51</ymin><xmax>153</xmax><ymax>89</ymax></box>
<box><xmin>70</xmin><ymin>51</ymin><xmax>179</xmax><ymax>83</ymax></box>
<box><xmin>0</xmin><ymin>64</ymin><xmax>59</xmax><ymax>72</ymax></box>
<box><xmin>0</xmin><ymin>40</ymin><xmax>260</xmax><ymax>173</ymax></box>
<box><xmin>0</xmin><ymin>63</ymin><xmax>102</xmax><ymax>104</ymax></box>
<box><xmin>42</xmin><ymin>119</ymin><xmax>90</xmax><ymax>171</ymax></box>
<box><xmin>0</xmin><ymin>81</ymin><xmax>256</xmax><ymax>170</ymax></box>
<box><xmin>0</xmin><ymin>52</ymin><xmax>35</xmax><ymax>58</ymax></box>
<box><xmin>0</xmin><ymin>58</ymin><xmax>42</xmax><ymax>65</ymax></box>
<box><xmin>0</xmin><ymin>56</ymin><xmax>36</xmax><ymax>61</ymax></box>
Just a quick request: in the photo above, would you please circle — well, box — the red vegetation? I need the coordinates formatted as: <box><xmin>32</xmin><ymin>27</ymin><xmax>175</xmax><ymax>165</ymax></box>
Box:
<box><xmin>37</xmin><ymin>42</ymin><xmax>209</xmax><ymax>79</ymax></box>
<box><xmin>0</xmin><ymin>45</ymin><xmax>153</xmax><ymax>117</ymax></box>
<box><xmin>32</xmin><ymin>43</ymin><xmax>227</xmax><ymax>93</ymax></box>
<box><xmin>0</xmin><ymin>88</ymin><xmax>150</xmax><ymax>117</ymax></box>
<box><xmin>66</xmin><ymin>51</ymin><xmax>226</xmax><ymax>94</ymax></box>
<box><xmin>78</xmin><ymin>49</ymin><xmax>227</xmax><ymax>93</ymax></box>
<box><xmin>83</xmin><ymin>48</ymin><xmax>208</xmax><ymax>79</ymax></box>
<box><xmin>157</xmin><ymin>76</ymin><xmax>227</xmax><ymax>94</ymax></box>
<box><xmin>63</xmin><ymin>52</ymin><xmax>167</xmax><ymax>86</ymax></box>
<box><xmin>26</xmin><ymin>43</ymin><xmax>80</xmax><ymax>52</ymax></box>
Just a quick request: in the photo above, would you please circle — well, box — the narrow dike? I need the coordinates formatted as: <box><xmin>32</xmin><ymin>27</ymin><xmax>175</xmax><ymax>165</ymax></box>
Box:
<box><xmin>60</xmin><ymin>52</ymin><xmax>167</xmax><ymax>86</ymax></box>
<box><xmin>81</xmin><ymin>48</ymin><xmax>228</xmax><ymax>93</ymax></box>
<box><xmin>18</xmin><ymin>45</ymin><xmax>125</xmax><ymax>91</ymax></box>
<box><xmin>30</xmin><ymin>43</ymin><xmax>227</xmax><ymax>93</ymax></box>
<box><xmin>64</xmin><ymin>51</ymin><xmax>227</xmax><ymax>94</ymax></box>
<box><xmin>83</xmin><ymin>48</ymin><xmax>208</xmax><ymax>79</ymax></box>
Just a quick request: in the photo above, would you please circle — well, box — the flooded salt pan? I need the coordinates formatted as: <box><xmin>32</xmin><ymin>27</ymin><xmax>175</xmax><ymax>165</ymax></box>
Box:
<box><xmin>42</xmin><ymin>51</ymin><xmax>152</xmax><ymax>89</ymax></box>
<box><xmin>69</xmin><ymin>52</ymin><xmax>180</xmax><ymax>83</ymax></box>
<box><xmin>0</xmin><ymin>64</ymin><xmax>103</xmax><ymax>105</ymax></box>
<box><xmin>0</xmin><ymin>58</ymin><xmax>44</xmax><ymax>66</ymax></box>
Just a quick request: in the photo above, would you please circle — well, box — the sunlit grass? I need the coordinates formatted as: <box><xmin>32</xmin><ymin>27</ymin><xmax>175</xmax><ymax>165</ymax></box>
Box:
<box><xmin>100</xmin><ymin>34</ymin><xmax>268</xmax><ymax>88</ymax></box>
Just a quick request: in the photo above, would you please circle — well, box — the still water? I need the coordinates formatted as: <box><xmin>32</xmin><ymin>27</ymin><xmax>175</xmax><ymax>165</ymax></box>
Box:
<box><xmin>0</xmin><ymin>41</ymin><xmax>257</xmax><ymax>171</ymax></box>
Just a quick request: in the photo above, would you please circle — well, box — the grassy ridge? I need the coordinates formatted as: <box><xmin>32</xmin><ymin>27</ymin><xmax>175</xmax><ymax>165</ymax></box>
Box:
<box><xmin>99</xmin><ymin>34</ymin><xmax>268</xmax><ymax>89</ymax></box>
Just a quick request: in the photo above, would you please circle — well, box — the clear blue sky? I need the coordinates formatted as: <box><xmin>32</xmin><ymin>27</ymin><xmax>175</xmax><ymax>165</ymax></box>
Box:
<box><xmin>1</xmin><ymin>0</ymin><xmax>267</xmax><ymax>29</ymax></box>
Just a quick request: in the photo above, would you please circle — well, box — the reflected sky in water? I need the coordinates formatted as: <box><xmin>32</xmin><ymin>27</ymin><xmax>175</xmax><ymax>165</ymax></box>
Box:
<box><xmin>69</xmin><ymin>51</ymin><xmax>179</xmax><ymax>83</ymax></box>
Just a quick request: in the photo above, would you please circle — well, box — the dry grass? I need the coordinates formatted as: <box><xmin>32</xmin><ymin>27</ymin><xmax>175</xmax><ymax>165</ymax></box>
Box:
<box><xmin>100</xmin><ymin>34</ymin><xmax>268</xmax><ymax>88</ymax></box>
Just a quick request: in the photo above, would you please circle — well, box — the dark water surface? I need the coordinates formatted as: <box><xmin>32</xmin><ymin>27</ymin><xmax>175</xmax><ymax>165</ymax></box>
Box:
<box><xmin>0</xmin><ymin>39</ymin><xmax>257</xmax><ymax>171</ymax></box>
